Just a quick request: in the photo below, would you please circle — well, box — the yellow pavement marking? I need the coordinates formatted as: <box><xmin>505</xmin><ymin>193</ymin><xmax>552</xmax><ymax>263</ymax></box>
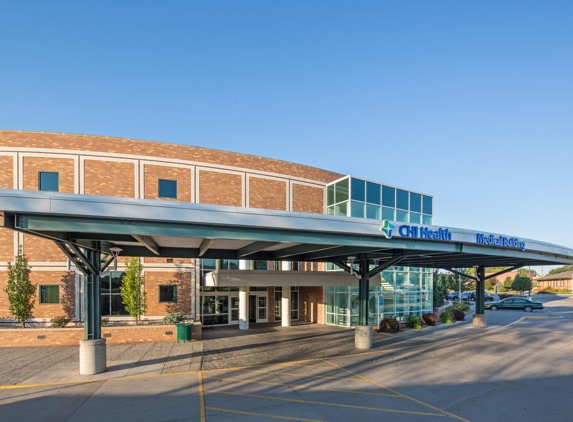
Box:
<box><xmin>235</xmin><ymin>368</ymin><xmax>357</xmax><ymax>381</ymax></box>
<box><xmin>206</xmin><ymin>406</ymin><xmax>323</xmax><ymax>422</ymax></box>
<box><xmin>271</xmin><ymin>362</ymin><xmax>335</xmax><ymax>369</ymax></box>
<box><xmin>203</xmin><ymin>375</ymin><xmax>401</xmax><ymax>397</ymax></box>
<box><xmin>204</xmin><ymin>389</ymin><xmax>445</xmax><ymax>417</ymax></box>
<box><xmin>321</xmin><ymin>359</ymin><xmax>470</xmax><ymax>422</ymax></box>
<box><xmin>0</xmin><ymin>370</ymin><xmax>198</xmax><ymax>390</ymax></box>
<box><xmin>198</xmin><ymin>372</ymin><xmax>206</xmax><ymax>422</ymax></box>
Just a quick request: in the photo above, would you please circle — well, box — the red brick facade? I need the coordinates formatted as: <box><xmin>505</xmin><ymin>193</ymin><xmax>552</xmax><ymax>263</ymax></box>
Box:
<box><xmin>0</xmin><ymin>130</ymin><xmax>341</xmax><ymax>327</ymax></box>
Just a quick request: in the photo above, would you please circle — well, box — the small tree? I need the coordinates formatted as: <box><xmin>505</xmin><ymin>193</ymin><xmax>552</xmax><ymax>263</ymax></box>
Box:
<box><xmin>512</xmin><ymin>276</ymin><xmax>532</xmax><ymax>296</ymax></box>
<box><xmin>4</xmin><ymin>248</ymin><xmax>35</xmax><ymax>327</ymax></box>
<box><xmin>120</xmin><ymin>257</ymin><xmax>147</xmax><ymax>324</ymax></box>
<box><xmin>503</xmin><ymin>276</ymin><xmax>513</xmax><ymax>290</ymax></box>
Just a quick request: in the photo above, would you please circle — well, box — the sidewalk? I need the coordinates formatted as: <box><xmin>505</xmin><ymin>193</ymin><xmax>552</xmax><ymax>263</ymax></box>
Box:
<box><xmin>0</xmin><ymin>308</ymin><xmax>549</xmax><ymax>387</ymax></box>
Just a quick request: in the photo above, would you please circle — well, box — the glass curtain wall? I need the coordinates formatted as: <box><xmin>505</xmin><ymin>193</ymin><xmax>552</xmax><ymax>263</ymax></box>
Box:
<box><xmin>326</xmin><ymin>176</ymin><xmax>433</xmax><ymax>225</ymax></box>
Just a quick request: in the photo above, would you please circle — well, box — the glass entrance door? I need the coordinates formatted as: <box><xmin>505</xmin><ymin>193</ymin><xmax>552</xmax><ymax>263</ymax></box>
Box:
<box><xmin>249</xmin><ymin>295</ymin><xmax>257</xmax><ymax>323</ymax></box>
<box><xmin>249</xmin><ymin>294</ymin><xmax>268</xmax><ymax>323</ymax></box>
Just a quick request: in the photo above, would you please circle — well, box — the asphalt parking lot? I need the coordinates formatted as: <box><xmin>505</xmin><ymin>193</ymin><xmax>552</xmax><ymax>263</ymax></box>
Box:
<box><xmin>1</xmin><ymin>294</ymin><xmax>572</xmax><ymax>422</ymax></box>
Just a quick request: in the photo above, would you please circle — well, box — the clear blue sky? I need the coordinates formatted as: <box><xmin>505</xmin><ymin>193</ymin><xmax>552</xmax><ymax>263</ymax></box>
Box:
<box><xmin>1</xmin><ymin>1</ymin><xmax>572</xmax><ymax>272</ymax></box>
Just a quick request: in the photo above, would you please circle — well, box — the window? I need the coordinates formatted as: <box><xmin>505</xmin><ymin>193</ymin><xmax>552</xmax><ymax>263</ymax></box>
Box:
<box><xmin>382</xmin><ymin>186</ymin><xmax>395</xmax><ymax>207</ymax></box>
<box><xmin>158</xmin><ymin>179</ymin><xmax>177</xmax><ymax>199</ymax></box>
<box><xmin>159</xmin><ymin>285</ymin><xmax>178</xmax><ymax>302</ymax></box>
<box><xmin>396</xmin><ymin>189</ymin><xmax>409</xmax><ymax>210</ymax></box>
<box><xmin>335</xmin><ymin>178</ymin><xmax>349</xmax><ymax>203</ymax></box>
<box><xmin>350</xmin><ymin>178</ymin><xmax>365</xmax><ymax>201</ymax></box>
<box><xmin>366</xmin><ymin>182</ymin><xmax>381</xmax><ymax>205</ymax></box>
<box><xmin>423</xmin><ymin>195</ymin><xmax>433</xmax><ymax>215</ymax></box>
<box><xmin>39</xmin><ymin>285</ymin><xmax>59</xmax><ymax>304</ymax></box>
<box><xmin>38</xmin><ymin>172</ymin><xmax>59</xmax><ymax>192</ymax></box>
<box><xmin>410</xmin><ymin>193</ymin><xmax>421</xmax><ymax>213</ymax></box>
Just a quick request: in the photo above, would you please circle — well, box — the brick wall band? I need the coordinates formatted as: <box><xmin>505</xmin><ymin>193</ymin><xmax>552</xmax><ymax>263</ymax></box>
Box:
<box><xmin>1</xmin><ymin>130</ymin><xmax>341</xmax><ymax>183</ymax></box>
<box><xmin>0</xmin><ymin>130</ymin><xmax>340</xmax><ymax>327</ymax></box>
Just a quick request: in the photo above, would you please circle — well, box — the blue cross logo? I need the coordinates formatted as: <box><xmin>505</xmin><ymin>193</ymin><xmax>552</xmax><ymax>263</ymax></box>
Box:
<box><xmin>380</xmin><ymin>220</ymin><xmax>395</xmax><ymax>239</ymax></box>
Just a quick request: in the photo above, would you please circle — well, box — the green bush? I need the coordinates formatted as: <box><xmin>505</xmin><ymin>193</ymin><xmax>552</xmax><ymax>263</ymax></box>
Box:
<box><xmin>422</xmin><ymin>313</ymin><xmax>438</xmax><ymax>326</ymax></box>
<box><xmin>379</xmin><ymin>317</ymin><xmax>400</xmax><ymax>333</ymax></box>
<box><xmin>50</xmin><ymin>316</ymin><xmax>70</xmax><ymax>328</ymax></box>
<box><xmin>538</xmin><ymin>287</ymin><xmax>571</xmax><ymax>294</ymax></box>
<box><xmin>163</xmin><ymin>312</ymin><xmax>184</xmax><ymax>325</ymax></box>
<box><xmin>101</xmin><ymin>317</ymin><xmax>109</xmax><ymax>327</ymax></box>
<box><xmin>408</xmin><ymin>315</ymin><xmax>422</xmax><ymax>329</ymax></box>
<box><xmin>440</xmin><ymin>311</ymin><xmax>453</xmax><ymax>324</ymax></box>
<box><xmin>447</xmin><ymin>302</ymin><xmax>470</xmax><ymax>312</ymax></box>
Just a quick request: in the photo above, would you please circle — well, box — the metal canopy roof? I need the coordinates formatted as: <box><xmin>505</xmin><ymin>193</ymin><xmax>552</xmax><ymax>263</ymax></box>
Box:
<box><xmin>2</xmin><ymin>189</ymin><xmax>573</xmax><ymax>270</ymax></box>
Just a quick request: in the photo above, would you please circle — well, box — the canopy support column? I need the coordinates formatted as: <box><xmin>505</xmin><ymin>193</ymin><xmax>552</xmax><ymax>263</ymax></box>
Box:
<box><xmin>473</xmin><ymin>266</ymin><xmax>487</xmax><ymax>328</ymax></box>
<box><xmin>355</xmin><ymin>258</ymin><xmax>373</xmax><ymax>349</ymax></box>
<box><xmin>80</xmin><ymin>243</ymin><xmax>106</xmax><ymax>375</ymax></box>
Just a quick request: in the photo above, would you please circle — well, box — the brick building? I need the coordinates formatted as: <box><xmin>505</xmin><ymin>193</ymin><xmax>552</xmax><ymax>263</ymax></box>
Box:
<box><xmin>0</xmin><ymin>130</ymin><xmax>434</xmax><ymax>327</ymax></box>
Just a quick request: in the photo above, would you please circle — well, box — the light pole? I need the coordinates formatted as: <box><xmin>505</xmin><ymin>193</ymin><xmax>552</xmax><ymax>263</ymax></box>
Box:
<box><xmin>109</xmin><ymin>247</ymin><xmax>122</xmax><ymax>271</ymax></box>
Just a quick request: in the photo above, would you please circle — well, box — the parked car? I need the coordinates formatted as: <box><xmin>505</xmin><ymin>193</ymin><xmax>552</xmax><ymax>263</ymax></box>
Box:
<box><xmin>485</xmin><ymin>297</ymin><xmax>543</xmax><ymax>312</ymax></box>
<box><xmin>484</xmin><ymin>293</ymin><xmax>494</xmax><ymax>301</ymax></box>
<box><xmin>464</xmin><ymin>292</ymin><xmax>494</xmax><ymax>301</ymax></box>
<box><xmin>448</xmin><ymin>292</ymin><xmax>459</xmax><ymax>300</ymax></box>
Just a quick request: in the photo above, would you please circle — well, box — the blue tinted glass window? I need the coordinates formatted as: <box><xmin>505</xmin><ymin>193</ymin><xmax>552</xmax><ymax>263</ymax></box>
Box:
<box><xmin>396</xmin><ymin>190</ymin><xmax>409</xmax><ymax>210</ymax></box>
<box><xmin>351</xmin><ymin>178</ymin><xmax>365</xmax><ymax>201</ymax></box>
<box><xmin>410</xmin><ymin>212</ymin><xmax>421</xmax><ymax>224</ymax></box>
<box><xmin>422</xmin><ymin>215</ymin><xmax>432</xmax><ymax>225</ymax></box>
<box><xmin>350</xmin><ymin>201</ymin><xmax>365</xmax><ymax>218</ymax></box>
<box><xmin>327</xmin><ymin>185</ymin><xmax>335</xmax><ymax>206</ymax></box>
<box><xmin>382</xmin><ymin>186</ymin><xmax>395</xmax><ymax>207</ymax></box>
<box><xmin>366</xmin><ymin>182</ymin><xmax>381</xmax><ymax>205</ymax></box>
<box><xmin>327</xmin><ymin>206</ymin><xmax>335</xmax><ymax>215</ymax></box>
<box><xmin>335</xmin><ymin>178</ymin><xmax>349</xmax><ymax>203</ymax></box>
<box><xmin>410</xmin><ymin>193</ymin><xmax>421</xmax><ymax>213</ymax></box>
<box><xmin>39</xmin><ymin>172</ymin><xmax>59</xmax><ymax>192</ymax></box>
<box><xmin>158</xmin><ymin>179</ymin><xmax>177</xmax><ymax>198</ymax></box>
<box><xmin>396</xmin><ymin>210</ymin><xmax>409</xmax><ymax>222</ymax></box>
<box><xmin>382</xmin><ymin>207</ymin><xmax>395</xmax><ymax>221</ymax></box>
<box><xmin>366</xmin><ymin>204</ymin><xmax>381</xmax><ymax>220</ymax></box>
<box><xmin>423</xmin><ymin>196</ymin><xmax>433</xmax><ymax>215</ymax></box>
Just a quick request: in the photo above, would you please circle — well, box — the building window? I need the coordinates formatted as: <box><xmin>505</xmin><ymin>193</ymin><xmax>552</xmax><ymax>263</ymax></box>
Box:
<box><xmin>159</xmin><ymin>285</ymin><xmax>178</xmax><ymax>303</ymax></box>
<box><xmin>158</xmin><ymin>179</ymin><xmax>177</xmax><ymax>199</ymax></box>
<box><xmin>39</xmin><ymin>285</ymin><xmax>60</xmax><ymax>304</ymax></box>
<box><xmin>38</xmin><ymin>172</ymin><xmax>59</xmax><ymax>192</ymax></box>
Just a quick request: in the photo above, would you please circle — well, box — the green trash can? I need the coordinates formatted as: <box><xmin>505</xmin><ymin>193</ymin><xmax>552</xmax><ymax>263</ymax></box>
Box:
<box><xmin>175</xmin><ymin>323</ymin><xmax>193</xmax><ymax>342</ymax></box>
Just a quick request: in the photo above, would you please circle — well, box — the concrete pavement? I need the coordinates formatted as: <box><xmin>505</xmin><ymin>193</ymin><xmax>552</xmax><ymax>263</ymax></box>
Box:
<box><xmin>1</xmin><ymin>294</ymin><xmax>571</xmax><ymax>421</ymax></box>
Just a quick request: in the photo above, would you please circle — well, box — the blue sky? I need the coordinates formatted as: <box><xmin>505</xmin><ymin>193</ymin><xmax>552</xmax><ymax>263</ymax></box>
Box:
<box><xmin>1</xmin><ymin>1</ymin><xmax>572</xmax><ymax>273</ymax></box>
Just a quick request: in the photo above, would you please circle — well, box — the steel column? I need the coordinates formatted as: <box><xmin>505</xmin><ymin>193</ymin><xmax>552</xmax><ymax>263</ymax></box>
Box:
<box><xmin>475</xmin><ymin>266</ymin><xmax>485</xmax><ymax>315</ymax></box>
<box><xmin>83</xmin><ymin>247</ymin><xmax>101</xmax><ymax>340</ymax></box>
<box><xmin>358</xmin><ymin>259</ymin><xmax>369</xmax><ymax>326</ymax></box>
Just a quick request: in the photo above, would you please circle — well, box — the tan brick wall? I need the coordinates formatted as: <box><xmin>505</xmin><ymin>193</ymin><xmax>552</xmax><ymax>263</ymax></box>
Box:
<box><xmin>293</xmin><ymin>184</ymin><xmax>324</xmax><ymax>214</ymax></box>
<box><xmin>145</xmin><ymin>270</ymin><xmax>192</xmax><ymax>316</ymax></box>
<box><xmin>144</xmin><ymin>164</ymin><xmax>191</xmax><ymax>202</ymax></box>
<box><xmin>199</xmin><ymin>170</ymin><xmax>242</xmax><ymax>206</ymax></box>
<box><xmin>23</xmin><ymin>234</ymin><xmax>67</xmax><ymax>263</ymax></box>
<box><xmin>249</xmin><ymin>177</ymin><xmax>287</xmax><ymax>210</ymax></box>
<box><xmin>84</xmin><ymin>160</ymin><xmax>135</xmax><ymax>198</ymax></box>
<box><xmin>22</xmin><ymin>156</ymin><xmax>75</xmax><ymax>193</ymax></box>
<box><xmin>299</xmin><ymin>286</ymin><xmax>324</xmax><ymax>324</ymax></box>
<box><xmin>0</xmin><ymin>155</ymin><xmax>14</xmax><ymax>188</ymax></box>
<box><xmin>0</xmin><ymin>131</ymin><xmax>341</xmax><ymax>182</ymax></box>
<box><xmin>0</xmin><ymin>229</ymin><xmax>14</xmax><ymax>262</ymax></box>
<box><xmin>0</xmin><ymin>270</ymin><xmax>75</xmax><ymax>320</ymax></box>
<box><xmin>0</xmin><ymin>324</ymin><xmax>202</xmax><ymax>347</ymax></box>
<box><xmin>32</xmin><ymin>271</ymin><xmax>76</xmax><ymax>319</ymax></box>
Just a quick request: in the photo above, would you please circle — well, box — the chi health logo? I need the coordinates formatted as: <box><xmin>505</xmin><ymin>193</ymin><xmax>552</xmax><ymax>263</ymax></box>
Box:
<box><xmin>380</xmin><ymin>220</ymin><xmax>395</xmax><ymax>239</ymax></box>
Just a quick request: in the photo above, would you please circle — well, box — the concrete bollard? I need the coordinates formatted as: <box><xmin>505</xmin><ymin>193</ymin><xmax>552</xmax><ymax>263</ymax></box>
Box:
<box><xmin>355</xmin><ymin>325</ymin><xmax>373</xmax><ymax>349</ymax></box>
<box><xmin>472</xmin><ymin>314</ymin><xmax>487</xmax><ymax>328</ymax></box>
<box><xmin>79</xmin><ymin>338</ymin><xmax>107</xmax><ymax>375</ymax></box>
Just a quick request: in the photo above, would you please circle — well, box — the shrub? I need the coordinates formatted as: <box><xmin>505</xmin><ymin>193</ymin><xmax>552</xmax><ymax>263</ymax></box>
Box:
<box><xmin>440</xmin><ymin>311</ymin><xmax>453</xmax><ymax>324</ymax></box>
<box><xmin>451</xmin><ymin>309</ymin><xmax>465</xmax><ymax>321</ymax></box>
<box><xmin>379</xmin><ymin>317</ymin><xmax>400</xmax><ymax>333</ymax></box>
<box><xmin>50</xmin><ymin>316</ymin><xmax>70</xmax><ymax>328</ymax></box>
<box><xmin>101</xmin><ymin>317</ymin><xmax>109</xmax><ymax>327</ymax></box>
<box><xmin>163</xmin><ymin>312</ymin><xmax>184</xmax><ymax>325</ymax></box>
<box><xmin>408</xmin><ymin>315</ymin><xmax>422</xmax><ymax>329</ymax></box>
<box><xmin>447</xmin><ymin>302</ymin><xmax>470</xmax><ymax>312</ymax></box>
<box><xmin>422</xmin><ymin>313</ymin><xmax>438</xmax><ymax>326</ymax></box>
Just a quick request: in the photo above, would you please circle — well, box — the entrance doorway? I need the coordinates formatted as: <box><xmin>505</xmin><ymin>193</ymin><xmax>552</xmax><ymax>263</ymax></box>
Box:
<box><xmin>249</xmin><ymin>294</ymin><xmax>268</xmax><ymax>323</ymax></box>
